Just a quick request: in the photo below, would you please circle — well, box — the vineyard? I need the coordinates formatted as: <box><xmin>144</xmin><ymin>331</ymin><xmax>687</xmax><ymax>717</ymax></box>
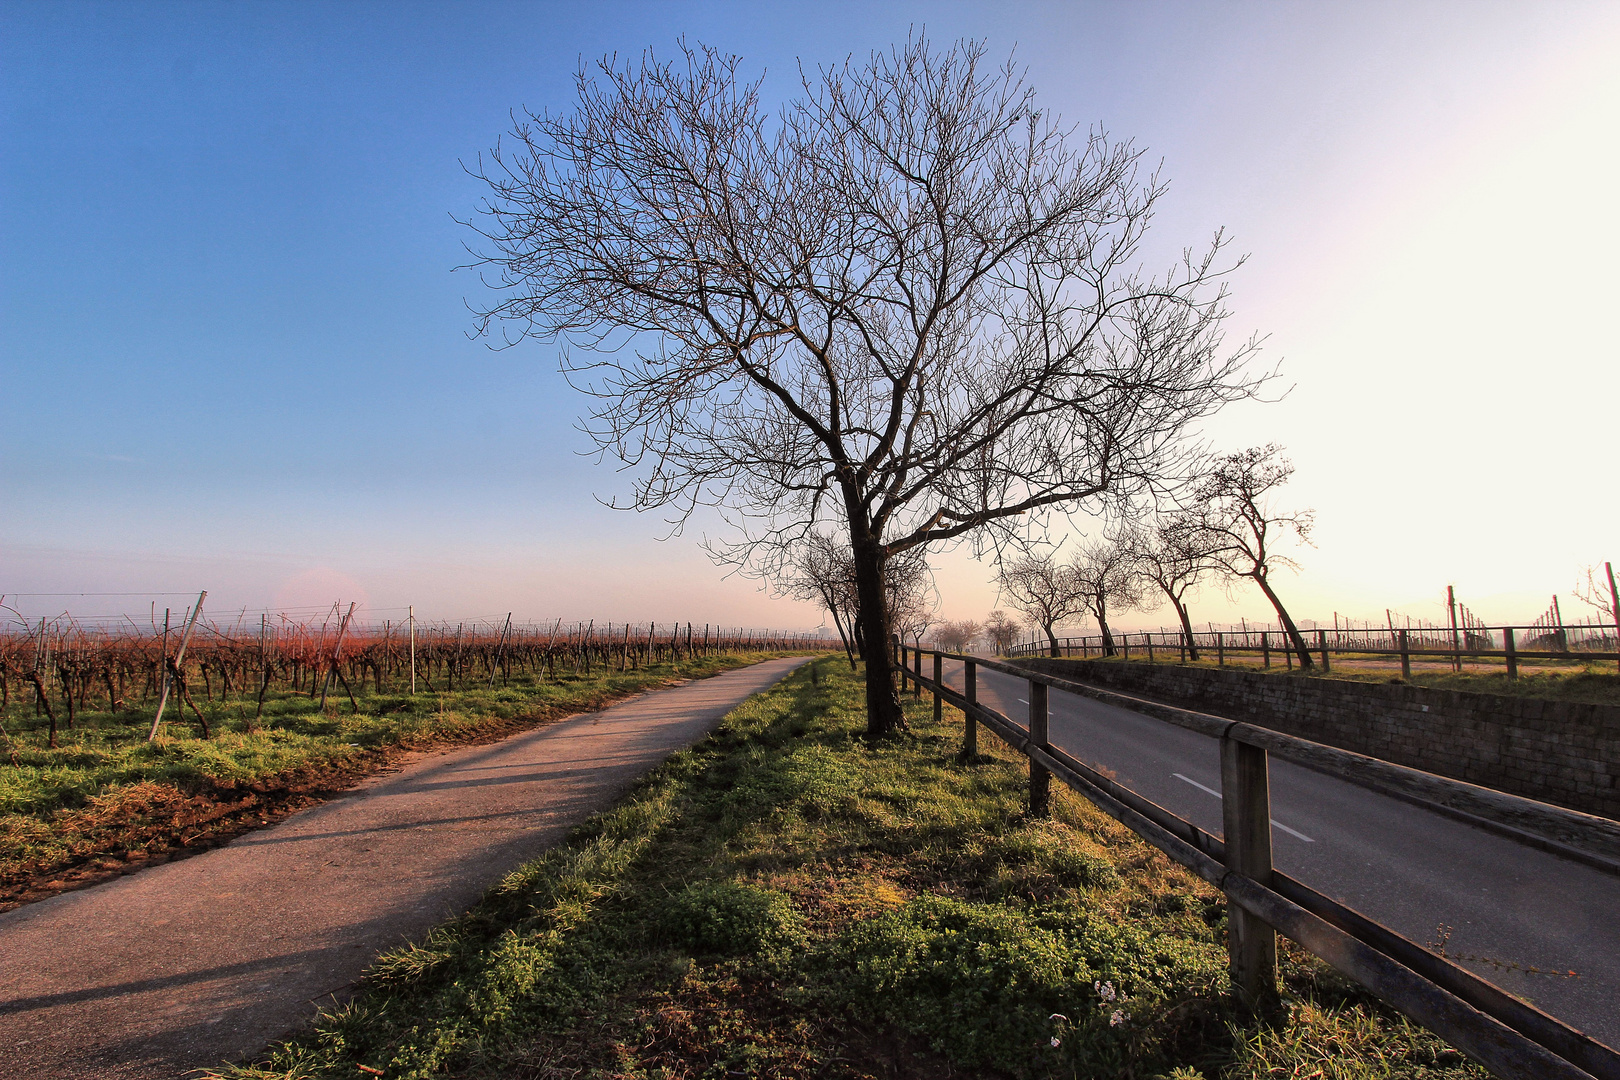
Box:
<box><xmin>0</xmin><ymin>598</ymin><xmax>830</xmax><ymax>908</ymax></box>
<box><xmin>0</xmin><ymin>595</ymin><xmax>829</xmax><ymax>747</ymax></box>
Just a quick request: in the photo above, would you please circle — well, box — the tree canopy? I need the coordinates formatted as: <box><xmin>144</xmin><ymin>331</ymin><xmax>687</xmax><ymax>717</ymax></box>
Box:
<box><xmin>463</xmin><ymin>36</ymin><xmax>1264</xmax><ymax>732</ymax></box>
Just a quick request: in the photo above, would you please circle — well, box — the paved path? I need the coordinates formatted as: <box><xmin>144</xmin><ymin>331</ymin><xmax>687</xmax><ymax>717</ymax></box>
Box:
<box><xmin>0</xmin><ymin>657</ymin><xmax>809</xmax><ymax>1079</ymax></box>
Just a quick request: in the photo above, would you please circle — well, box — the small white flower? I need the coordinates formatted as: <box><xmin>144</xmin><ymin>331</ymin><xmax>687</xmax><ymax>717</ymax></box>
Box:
<box><xmin>1050</xmin><ymin>1036</ymin><xmax>1062</xmax><ymax>1048</ymax></box>
<box><xmin>1109</xmin><ymin>1009</ymin><xmax>1125</xmax><ymax>1027</ymax></box>
<box><xmin>1093</xmin><ymin>979</ymin><xmax>1116</xmax><ymax>1002</ymax></box>
<box><xmin>1048</xmin><ymin>1013</ymin><xmax>1069</xmax><ymax>1023</ymax></box>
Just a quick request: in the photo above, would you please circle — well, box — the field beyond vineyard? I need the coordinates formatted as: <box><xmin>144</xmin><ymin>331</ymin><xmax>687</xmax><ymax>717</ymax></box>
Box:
<box><xmin>0</xmin><ymin>617</ymin><xmax>805</xmax><ymax>911</ymax></box>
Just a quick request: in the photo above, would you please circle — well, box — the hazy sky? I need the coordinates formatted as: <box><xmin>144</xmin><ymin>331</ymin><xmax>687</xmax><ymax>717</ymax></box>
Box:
<box><xmin>4</xmin><ymin>1</ymin><xmax>1618</xmax><ymax>633</ymax></box>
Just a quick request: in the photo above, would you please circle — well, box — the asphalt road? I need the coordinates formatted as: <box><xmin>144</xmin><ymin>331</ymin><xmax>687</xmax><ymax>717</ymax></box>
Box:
<box><xmin>943</xmin><ymin>660</ymin><xmax>1620</xmax><ymax>1048</ymax></box>
<box><xmin>0</xmin><ymin>657</ymin><xmax>810</xmax><ymax>1080</ymax></box>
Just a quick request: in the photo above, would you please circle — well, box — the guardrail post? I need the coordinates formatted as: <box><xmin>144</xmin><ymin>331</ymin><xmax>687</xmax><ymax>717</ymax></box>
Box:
<box><xmin>1317</xmin><ymin>629</ymin><xmax>1330</xmax><ymax>672</ymax></box>
<box><xmin>963</xmin><ymin>659</ymin><xmax>978</xmax><ymax>759</ymax></box>
<box><xmin>1221</xmin><ymin>734</ymin><xmax>1278</xmax><ymax>1012</ymax></box>
<box><xmin>1398</xmin><ymin>629</ymin><xmax>1410</xmax><ymax>679</ymax></box>
<box><xmin>932</xmin><ymin>651</ymin><xmax>943</xmax><ymax>722</ymax></box>
<box><xmin>1217</xmin><ymin>631</ymin><xmax>1225</xmax><ymax>666</ymax></box>
<box><xmin>1504</xmin><ymin>627</ymin><xmax>1517</xmax><ymax>679</ymax></box>
<box><xmin>1028</xmin><ymin>679</ymin><xmax>1049</xmax><ymax>817</ymax></box>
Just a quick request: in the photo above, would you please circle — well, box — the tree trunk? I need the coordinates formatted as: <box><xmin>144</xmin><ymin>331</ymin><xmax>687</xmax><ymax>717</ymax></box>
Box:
<box><xmin>828</xmin><ymin>603</ymin><xmax>858</xmax><ymax>671</ymax></box>
<box><xmin>102</xmin><ymin>666</ymin><xmax>121</xmax><ymax>712</ymax></box>
<box><xmin>30</xmin><ymin>672</ymin><xmax>58</xmax><ymax>748</ymax></box>
<box><xmin>849</xmin><ymin>528</ymin><xmax>904</xmax><ymax>737</ymax></box>
<box><xmin>1096</xmin><ymin>597</ymin><xmax>1117</xmax><ymax>657</ymax></box>
<box><xmin>1253</xmin><ymin>574</ymin><xmax>1313</xmax><ymax>669</ymax></box>
<box><xmin>59</xmin><ymin>667</ymin><xmax>75</xmax><ymax>730</ymax></box>
<box><xmin>1044</xmin><ymin>622</ymin><xmax>1061</xmax><ymax>657</ymax></box>
<box><xmin>1172</xmin><ymin>596</ymin><xmax>1200</xmax><ymax>661</ymax></box>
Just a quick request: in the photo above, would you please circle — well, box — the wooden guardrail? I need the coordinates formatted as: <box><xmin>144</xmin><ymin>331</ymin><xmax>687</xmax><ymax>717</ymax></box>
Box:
<box><xmin>896</xmin><ymin>642</ymin><xmax>1620</xmax><ymax>1080</ymax></box>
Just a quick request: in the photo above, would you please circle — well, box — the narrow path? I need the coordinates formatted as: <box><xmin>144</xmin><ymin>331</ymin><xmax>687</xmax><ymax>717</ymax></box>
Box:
<box><xmin>0</xmin><ymin>657</ymin><xmax>810</xmax><ymax>1080</ymax></box>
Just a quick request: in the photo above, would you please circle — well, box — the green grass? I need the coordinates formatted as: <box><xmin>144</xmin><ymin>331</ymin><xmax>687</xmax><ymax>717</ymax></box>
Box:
<box><xmin>0</xmin><ymin>654</ymin><xmax>769</xmax><ymax>889</ymax></box>
<box><xmin>208</xmin><ymin>658</ymin><xmax>1486</xmax><ymax>1080</ymax></box>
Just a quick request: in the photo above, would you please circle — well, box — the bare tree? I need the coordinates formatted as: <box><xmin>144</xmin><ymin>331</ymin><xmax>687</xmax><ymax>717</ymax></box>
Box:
<box><xmin>1574</xmin><ymin>562</ymin><xmax>1620</xmax><ymax>652</ymax></box>
<box><xmin>1070</xmin><ymin>538</ymin><xmax>1141</xmax><ymax>656</ymax></box>
<box><xmin>1191</xmin><ymin>444</ymin><xmax>1315</xmax><ymax>667</ymax></box>
<box><xmin>1124</xmin><ymin>515</ymin><xmax>1216</xmax><ymax>659</ymax></box>
<box><xmin>932</xmin><ymin>619</ymin><xmax>981</xmax><ymax>653</ymax></box>
<box><xmin>1574</xmin><ymin>562</ymin><xmax>1618</xmax><ymax>622</ymax></box>
<box><xmin>887</xmin><ymin>548</ymin><xmax>939</xmax><ymax>648</ymax></box>
<box><xmin>983</xmin><ymin>610</ymin><xmax>1023</xmax><ymax>655</ymax></box>
<box><xmin>462</xmin><ymin>37</ymin><xmax>1263</xmax><ymax>733</ymax></box>
<box><xmin>782</xmin><ymin>535</ymin><xmax>934</xmax><ymax>667</ymax></box>
<box><xmin>780</xmin><ymin>532</ymin><xmax>860</xmax><ymax>670</ymax></box>
<box><xmin>997</xmin><ymin>553</ymin><xmax>1088</xmax><ymax>657</ymax></box>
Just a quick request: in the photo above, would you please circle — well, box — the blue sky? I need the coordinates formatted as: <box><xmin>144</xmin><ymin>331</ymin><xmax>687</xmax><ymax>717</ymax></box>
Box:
<box><xmin>4</xmin><ymin>1</ymin><xmax>1618</xmax><ymax>631</ymax></box>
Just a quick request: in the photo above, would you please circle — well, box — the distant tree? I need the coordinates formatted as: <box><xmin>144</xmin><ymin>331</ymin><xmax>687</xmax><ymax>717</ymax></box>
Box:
<box><xmin>782</xmin><ymin>535</ymin><xmax>933</xmax><ymax>665</ymax></box>
<box><xmin>932</xmin><ymin>619</ymin><xmax>982</xmax><ymax>653</ymax></box>
<box><xmin>1191</xmin><ymin>444</ymin><xmax>1315</xmax><ymax>667</ymax></box>
<box><xmin>461</xmin><ymin>37</ymin><xmax>1264</xmax><ymax>734</ymax></box>
<box><xmin>1123</xmin><ymin>515</ymin><xmax>1217</xmax><ymax>659</ymax></box>
<box><xmin>781</xmin><ymin>532</ymin><xmax>860</xmax><ymax>670</ymax></box>
<box><xmin>983</xmin><ymin>610</ymin><xmax>1023</xmax><ymax>655</ymax></box>
<box><xmin>997</xmin><ymin>554</ymin><xmax>1089</xmax><ymax>657</ymax></box>
<box><xmin>1070</xmin><ymin>538</ymin><xmax>1141</xmax><ymax>657</ymax></box>
<box><xmin>887</xmin><ymin>549</ymin><xmax>938</xmax><ymax>648</ymax></box>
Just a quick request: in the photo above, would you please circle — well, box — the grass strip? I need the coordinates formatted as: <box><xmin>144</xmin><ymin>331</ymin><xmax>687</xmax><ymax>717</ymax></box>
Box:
<box><xmin>0</xmin><ymin>654</ymin><xmax>766</xmax><ymax>904</ymax></box>
<box><xmin>208</xmin><ymin>657</ymin><xmax>1486</xmax><ymax>1080</ymax></box>
<box><xmin>1053</xmin><ymin>655</ymin><xmax>1620</xmax><ymax>705</ymax></box>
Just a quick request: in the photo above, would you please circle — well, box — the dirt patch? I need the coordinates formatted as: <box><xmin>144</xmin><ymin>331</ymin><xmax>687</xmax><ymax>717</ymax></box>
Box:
<box><xmin>510</xmin><ymin>972</ymin><xmax>969</xmax><ymax>1080</ymax></box>
<box><xmin>0</xmin><ymin>681</ymin><xmax>688</xmax><ymax>913</ymax></box>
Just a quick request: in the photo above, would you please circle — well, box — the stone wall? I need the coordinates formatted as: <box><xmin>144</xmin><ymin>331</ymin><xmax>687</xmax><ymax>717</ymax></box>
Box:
<box><xmin>1009</xmin><ymin>658</ymin><xmax>1620</xmax><ymax>820</ymax></box>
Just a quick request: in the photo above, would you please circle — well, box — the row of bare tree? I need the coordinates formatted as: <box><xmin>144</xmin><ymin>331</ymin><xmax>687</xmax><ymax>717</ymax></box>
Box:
<box><xmin>776</xmin><ymin>443</ymin><xmax>1312</xmax><ymax>670</ymax></box>
<box><xmin>932</xmin><ymin>611</ymin><xmax>1021</xmax><ymax>655</ymax></box>
<box><xmin>991</xmin><ymin>443</ymin><xmax>1318</xmax><ymax>667</ymax></box>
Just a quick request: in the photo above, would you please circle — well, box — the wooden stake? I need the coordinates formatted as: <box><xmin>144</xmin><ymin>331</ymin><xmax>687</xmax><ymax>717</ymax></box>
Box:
<box><xmin>1028</xmin><ymin>679</ymin><xmax>1049</xmax><ymax>817</ymax></box>
<box><xmin>962</xmin><ymin>659</ymin><xmax>978</xmax><ymax>759</ymax></box>
<box><xmin>148</xmin><ymin>591</ymin><xmax>207</xmax><ymax>740</ymax></box>
<box><xmin>318</xmin><ymin>602</ymin><xmax>356</xmax><ymax>711</ymax></box>
<box><xmin>932</xmin><ymin>651</ymin><xmax>943</xmax><ymax>724</ymax></box>
<box><xmin>1607</xmin><ymin>562</ymin><xmax>1619</xmax><ymax>672</ymax></box>
<box><xmin>488</xmin><ymin>612</ymin><xmax>512</xmax><ymax>689</ymax></box>
<box><xmin>1222</xmin><ymin>736</ymin><xmax>1278</xmax><ymax>1011</ymax></box>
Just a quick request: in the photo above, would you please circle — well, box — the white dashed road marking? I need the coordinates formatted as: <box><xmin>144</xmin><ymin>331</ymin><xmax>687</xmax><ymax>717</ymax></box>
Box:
<box><xmin>1172</xmin><ymin>773</ymin><xmax>1316</xmax><ymax>842</ymax></box>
